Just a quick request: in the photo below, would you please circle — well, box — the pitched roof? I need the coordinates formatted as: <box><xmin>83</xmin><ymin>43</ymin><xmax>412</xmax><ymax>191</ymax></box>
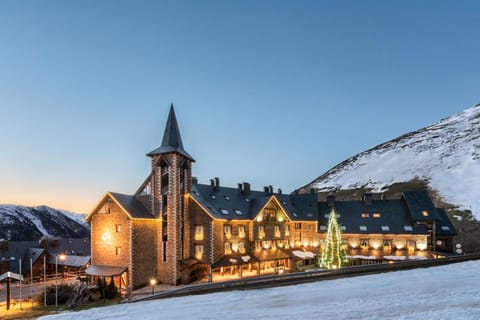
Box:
<box><xmin>147</xmin><ymin>104</ymin><xmax>195</xmax><ymax>161</ymax></box>
<box><xmin>318</xmin><ymin>199</ymin><xmax>427</xmax><ymax>234</ymax></box>
<box><xmin>109</xmin><ymin>192</ymin><xmax>153</xmax><ymax>219</ymax></box>
<box><xmin>435</xmin><ymin>208</ymin><xmax>457</xmax><ymax>235</ymax></box>
<box><xmin>402</xmin><ymin>191</ymin><xmax>440</xmax><ymax>221</ymax></box>
<box><xmin>190</xmin><ymin>183</ymin><xmax>317</xmax><ymax>221</ymax></box>
<box><xmin>47</xmin><ymin>254</ymin><xmax>91</xmax><ymax>268</ymax></box>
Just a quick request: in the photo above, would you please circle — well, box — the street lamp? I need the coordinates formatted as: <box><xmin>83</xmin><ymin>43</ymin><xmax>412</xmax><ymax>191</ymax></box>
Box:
<box><xmin>149</xmin><ymin>278</ymin><xmax>156</xmax><ymax>295</ymax></box>
<box><xmin>55</xmin><ymin>254</ymin><xmax>66</xmax><ymax>308</ymax></box>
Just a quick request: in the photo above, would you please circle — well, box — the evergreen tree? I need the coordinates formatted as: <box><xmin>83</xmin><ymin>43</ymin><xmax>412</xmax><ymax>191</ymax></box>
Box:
<box><xmin>320</xmin><ymin>208</ymin><xmax>349</xmax><ymax>269</ymax></box>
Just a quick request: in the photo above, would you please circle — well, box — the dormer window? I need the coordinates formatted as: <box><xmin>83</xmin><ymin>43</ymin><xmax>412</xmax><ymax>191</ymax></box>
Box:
<box><xmin>373</xmin><ymin>213</ymin><xmax>381</xmax><ymax>218</ymax></box>
<box><xmin>220</xmin><ymin>209</ymin><xmax>229</xmax><ymax>215</ymax></box>
<box><xmin>422</xmin><ymin>211</ymin><xmax>429</xmax><ymax>217</ymax></box>
<box><xmin>404</xmin><ymin>225</ymin><xmax>413</xmax><ymax>231</ymax></box>
<box><xmin>360</xmin><ymin>225</ymin><xmax>367</xmax><ymax>231</ymax></box>
<box><xmin>361</xmin><ymin>213</ymin><xmax>369</xmax><ymax>218</ymax></box>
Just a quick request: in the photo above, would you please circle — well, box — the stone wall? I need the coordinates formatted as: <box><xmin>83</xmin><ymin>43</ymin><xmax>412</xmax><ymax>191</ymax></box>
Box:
<box><xmin>131</xmin><ymin>219</ymin><xmax>158</xmax><ymax>288</ymax></box>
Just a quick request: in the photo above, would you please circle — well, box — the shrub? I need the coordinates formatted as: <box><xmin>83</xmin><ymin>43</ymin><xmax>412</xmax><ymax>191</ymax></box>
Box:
<box><xmin>37</xmin><ymin>284</ymin><xmax>75</xmax><ymax>305</ymax></box>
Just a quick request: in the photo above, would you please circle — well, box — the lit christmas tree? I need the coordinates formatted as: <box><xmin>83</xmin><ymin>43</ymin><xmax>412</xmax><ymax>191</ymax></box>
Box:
<box><xmin>320</xmin><ymin>208</ymin><xmax>349</xmax><ymax>269</ymax></box>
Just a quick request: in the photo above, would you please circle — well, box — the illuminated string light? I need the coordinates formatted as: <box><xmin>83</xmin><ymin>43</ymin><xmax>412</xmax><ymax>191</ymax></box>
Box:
<box><xmin>320</xmin><ymin>208</ymin><xmax>349</xmax><ymax>269</ymax></box>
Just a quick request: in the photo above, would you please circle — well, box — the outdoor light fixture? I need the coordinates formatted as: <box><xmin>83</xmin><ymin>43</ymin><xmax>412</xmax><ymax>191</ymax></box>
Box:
<box><xmin>150</xmin><ymin>278</ymin><xmax>156</xmax><ymax>295</ymax></box>
<box><xmin>55</xmin><ymin>254</ymin><xmax>67</xmax><ymax>308</ymax></box>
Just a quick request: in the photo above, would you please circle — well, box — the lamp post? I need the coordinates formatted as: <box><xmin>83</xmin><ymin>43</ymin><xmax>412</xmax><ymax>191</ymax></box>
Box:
<box><xmin>149</xmin><ymin>278</ymin><xmax>156</xmax><ymax>295</ymax></box>
<box><xmin>55</xmin><ymin>254</ymin><xmax>66</xmax><ymax>309</ymax></box>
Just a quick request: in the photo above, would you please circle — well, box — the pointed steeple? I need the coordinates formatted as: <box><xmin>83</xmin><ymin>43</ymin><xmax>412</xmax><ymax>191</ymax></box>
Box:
<box><xmin>147</xmin><ymin>103</ymin><xmax>195</xmax><ymax>161</ymax></box>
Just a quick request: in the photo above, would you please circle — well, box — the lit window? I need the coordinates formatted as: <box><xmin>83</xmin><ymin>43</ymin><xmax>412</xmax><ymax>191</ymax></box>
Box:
<box><xmin>294</xmin><ymin>223</ymin><xmax>302</xmax><ymax>230</ymax></box>
<box><xmin>234</xmin><ymin>209</ymin><xmax>242</xmax><ymax>215</ymax></box>
<box><xmin>361</xmin><ymin>213</ymin><xmax>369</xmax><ymax>218</ymax></box>
<box><xmin>255</xmin><ymin>241</ymin><xmax>262</xmax><ymax>251</ymax></box>
<box><xmin>194</xmin><ymin>244</ymin><xmax>204</xmax><ymax>260</ymax></box>
<box><xmin>441</xmin><ymin>226</ymin><xmax>450</xmax><ymax>231</ymax></box>
<box><xmin>221</xmin><ymin>209</ymin><xmax>229</xmax><ymax>215</ymax></box>
<box><xmin>360</xmin><ymin>239</ymin><xmax>368</xmax><ymax>248</ymax></box>
<box><xmin>258</xmin><ymin>225</ymin><xmax>265</xmax><ymax>239</ymax></box>
<box><xmin>404</xmin><ymin>225</ymin><xmax>413</xmax><ymax>231</ymax></box>
<box><xmin>320</xmin><ymin>225</ymin><xmax>327</xmax><ymax>231</ymax></box>
<box><xmin>238</xmin><ymin>225</ymin><xmax>246</xmax><ymax>238</ymax></box>
<box><xmin>422</xmin><ymin>211</ymin><xmax>429</xmax><ymax>217</ymax></box>
<box><xmin>224</xmin><ymin>225</ymin><xmax>232</xmax><ymax>239</ymax></box>
<box><xmin>381</xmin><ymin>225</ymin><xmax>390</xmax><ymax>231</ymax></box>
<box><xmin>115</xmin><ymin>247</ymin><xmax>121</xmax><ymax>255</ymax></box>
<box><xmin>238</xmin><ymin>242</ymin><xmax>245</xmax><ymax>254</ymax></box>
<box><xmin>285</xmin><ymin>225</ymin><xmax>290</xmax><ymax>236</ymax></box>
<box><xmin>224</xmin><ymin>242</ymin><xmax>232</xmax><ymax>254</ymax></box>
<box><xmin>115</xmin><ymin>224</ymin><xmax>121</xmax><ymax>233</ymax></box>
<box><xmin>360</xmin><ymin>225</ymin><xmax>367</xmax><ymax>231</ymax></box>
<box><xmin>194</xmin><ymin>225</ymin><xmax>204</xmax><ymax>241</ymax></box>
<box><xmin>274</xmin><ymin>225</ymin><xmax>281</xmax><ymax>238</ymax></box>
<box><xmin>373</xmin><ymin>213</ymin><xmax>381</xmax><ymax>218</ymax></box>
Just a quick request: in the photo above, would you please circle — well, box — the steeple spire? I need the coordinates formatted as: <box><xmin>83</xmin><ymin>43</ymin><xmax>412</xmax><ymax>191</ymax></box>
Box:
<box><xmin>147</xmin><ymin>104</ymin><xmax>195</xmax><ymax>161</ymax></box>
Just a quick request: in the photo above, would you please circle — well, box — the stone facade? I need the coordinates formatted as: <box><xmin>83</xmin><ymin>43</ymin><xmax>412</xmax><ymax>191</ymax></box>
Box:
<box><xmin>89</xmin><ymin>200</ymin><xmax>131</xmax><ymax>271</ymax></box>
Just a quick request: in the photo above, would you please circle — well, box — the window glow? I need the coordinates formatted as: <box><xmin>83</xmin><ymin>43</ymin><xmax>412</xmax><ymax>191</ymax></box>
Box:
<box><xmin>194</xmin><ymin>225</ymin><xmax>204</xmax><ymax>241</ymax></box>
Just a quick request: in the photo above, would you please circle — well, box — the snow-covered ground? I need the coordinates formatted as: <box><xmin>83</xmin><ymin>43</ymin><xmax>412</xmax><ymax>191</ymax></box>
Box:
<box><xmin>41</xmin><ymin>260</ymin><xmax>480</xmax><ymax>320</ymax></box>
<box><xmin>307</xmin><ymin>104</ymin><xmax>480</xmax><ymax>219</ymax></box>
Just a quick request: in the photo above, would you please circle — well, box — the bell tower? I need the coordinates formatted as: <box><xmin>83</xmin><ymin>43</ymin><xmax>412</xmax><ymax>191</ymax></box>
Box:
<box><xmin>147</xmin><ymin>104</ymin><xmax>194</xmax><ymax>284</ymax></box>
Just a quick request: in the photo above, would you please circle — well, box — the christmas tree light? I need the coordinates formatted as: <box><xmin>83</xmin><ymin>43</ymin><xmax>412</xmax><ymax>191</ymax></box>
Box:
<box><xmin>320</xmin><ymin>208</ymin><xmax>348</xmax><ymax>269</ymax></box>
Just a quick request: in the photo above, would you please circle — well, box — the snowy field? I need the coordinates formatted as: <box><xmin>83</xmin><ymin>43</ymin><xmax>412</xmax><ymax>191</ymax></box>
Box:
<box><xmin>41</xmin><ymin>260</ymin><xmax>480</xmax><ymax>320</ymax></box>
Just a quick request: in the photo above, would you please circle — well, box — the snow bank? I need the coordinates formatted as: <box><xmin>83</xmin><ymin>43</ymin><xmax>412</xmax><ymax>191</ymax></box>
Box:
<box><xmin>40</xmin><ymin>260</ymin><xmax>480</xmax><ymax>320</ymax></box>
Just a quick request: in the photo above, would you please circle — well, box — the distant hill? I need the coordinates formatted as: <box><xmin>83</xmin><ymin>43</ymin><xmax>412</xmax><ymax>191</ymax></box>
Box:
<box><xmin>300</xmin><ymin>104</ymin><xmax>480</xmax><ymax>220</ymax></box>
<box><xmin>0</xmin><ymin>204</ymin><xmax>89</xmax><ymax>241</ymax></box>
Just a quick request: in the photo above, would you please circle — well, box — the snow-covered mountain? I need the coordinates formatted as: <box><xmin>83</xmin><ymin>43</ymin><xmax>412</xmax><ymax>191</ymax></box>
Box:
<box><xmin>302</xmin><ymin>104</ymin><xmax>480</xmax><ymax>219</ymax></box>
<box><xmin>0</xmin><ymin>204</ymin><xmax>89</xmax><ymax>241</ymax></box>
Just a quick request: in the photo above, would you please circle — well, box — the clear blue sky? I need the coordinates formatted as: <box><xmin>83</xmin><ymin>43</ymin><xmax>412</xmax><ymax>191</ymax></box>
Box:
<box><xmin>1</xmin><ymin>0</ymin><xmax>479</xmax><ymax>213</ymax></box>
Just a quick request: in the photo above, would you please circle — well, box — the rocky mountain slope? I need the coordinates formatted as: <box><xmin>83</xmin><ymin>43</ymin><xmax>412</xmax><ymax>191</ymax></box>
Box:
<box><xmin>301</xmin><ymin>104</ymin><xmax>480</xmax><ymax>219</ymax></box>
<box><xmin>0</xmin><ymin>204</ymin><xmax>89</xmax><ymax>241</ymax></box>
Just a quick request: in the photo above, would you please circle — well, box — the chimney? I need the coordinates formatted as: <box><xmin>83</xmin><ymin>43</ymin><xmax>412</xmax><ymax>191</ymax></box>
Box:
<box><xmin>277</xmin><ymin>188</ymin><xmax>282</xmax><ymax>194</ymax></box>
<box><xmin>39</xmin><ymin>237</ymin><xmax>47</xmax><ymax>249</ymax></box>
<box><xmin>242</xmin><ymin>182</ymin><xmax>251</xmax><ymax>195</ymax></box>
<box><xmin>268</xmin><ymin>185</ymin><xmax>273</xmax><ymax>194</ymax></box>
<box><xmin>238</xmin><ymin>183</ymin><xmax>243</xmax><ymax>191</ymax></box>
<box><xmin>210</xmin><ymin>179</ymin><xmax>215</xmax><ymax>187</ymax></box>
<box><xmin>214</xmin><ymin>177</ymin><xmax>220</xmax><ymax>190</ymax></box>
<box><xmin>264</xmin><ymin>186</ymin><xmax>269</xmax><ymax>193</ymax></box>
<box><xmin>327</xmin><ymin>193</ymin><xmax>335</xmax><ymax>207</ymax></box>
<box><xmin>192</xmin><ymin>177</ymin><xmax>198</xmax><ymax>185</ymax></box>
<box><xmin>363</xmin><ymin>193</ymin><xmax>373</xmax><ymax>206</ymax></box>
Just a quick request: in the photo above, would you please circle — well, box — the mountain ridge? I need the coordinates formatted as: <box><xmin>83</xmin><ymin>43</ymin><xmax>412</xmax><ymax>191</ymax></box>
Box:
<box><xmin>301</xmin><ymin>104</ymin><xmax>480</xmax><ymax>219</ymax></box>
<box><xmin>0</xmin><ymin>204</ymin><xmax>89</xmax><ymax>241</ymax></box>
